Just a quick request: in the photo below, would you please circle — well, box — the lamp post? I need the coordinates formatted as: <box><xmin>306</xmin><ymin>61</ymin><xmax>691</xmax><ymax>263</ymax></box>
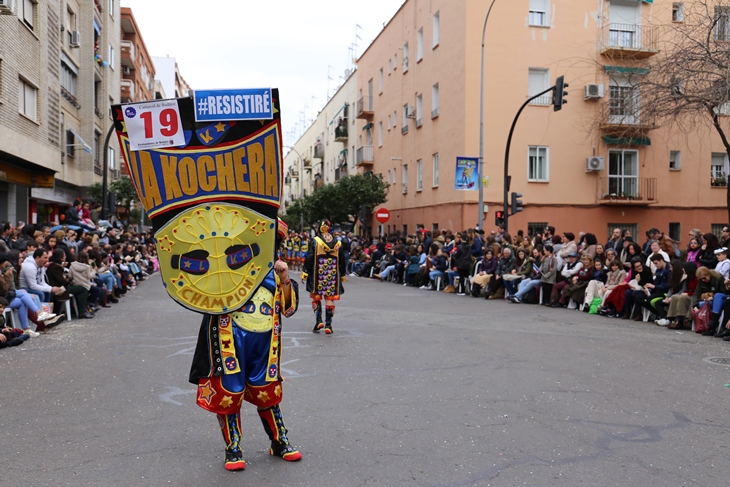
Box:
<box><xmin>478</xmin><ymin>0</ymin><xmax>497</xmax><ymax>232</ymax></box>
<box><xmin>101</xmin><ymin>123</ymin><xmax>116</xmax><ymax>220</ymax></box>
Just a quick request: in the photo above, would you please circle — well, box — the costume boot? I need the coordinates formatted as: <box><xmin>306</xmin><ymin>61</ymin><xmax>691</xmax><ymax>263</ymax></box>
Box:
<box><xmin>312</xmin><ymin>301</ymin><xmax>324</xmax><ymax>333</ymax></box>
<box><xmin>324</xmin><ymin>305</ymin><xmax>335</xmax><ymax>335</ymax></box>
<box><xmin>258</xmin><ymin>405</ymin><xmax>302</xmax><ymax>461</ymax></box>
<box><xmin>217</xmin><ymin>413</ymin><xmax>246</xmax><ymax>471</ymax></box>
<box><xmin>703</xmin><ymin>312</ymin><xmax>720</xmax><ymax>336</ymax></box>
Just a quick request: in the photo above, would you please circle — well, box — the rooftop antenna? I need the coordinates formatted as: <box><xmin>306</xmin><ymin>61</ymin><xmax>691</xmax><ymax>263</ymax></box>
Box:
<box><xmin>354</xmin><ymin>24</ymin><xmax>362</xmax><ymax>59</ymax></box>
<box><xmin>311</xmin><ymin>95</ymin><xmax>317</xmax><ymax>123</ymax></box>
<box><xmin>327</xmin><ymin>66</ymin><xmax>334</xmax><ymax>101</ymax></box>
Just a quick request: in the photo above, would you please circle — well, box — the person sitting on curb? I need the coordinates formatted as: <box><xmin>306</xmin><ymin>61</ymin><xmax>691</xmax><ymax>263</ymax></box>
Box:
<box><xmin>0</xmin><ymin>297</ymin><xmax>30</xmax><ymax>349</ymax></box>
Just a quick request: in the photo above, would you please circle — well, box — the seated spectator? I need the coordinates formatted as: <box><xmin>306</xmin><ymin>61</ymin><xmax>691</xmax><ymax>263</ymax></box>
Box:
<box><xmin>698</xmin><ymin>233</ymin><xmax>720</xmax><ymax>270</ymax></box>
<box><xmin>69</xmin><ymin>252</ymin><xmax>103</xmax><ymax>314</ymax></box>
<box><xmin>621</xmin><ymin>258</ymin><xmax>658</xmax><ymax>321</ymax></box>
<box><xmin>640</xmin><ymin>254</ymin><xmax>672</xmax><ymax>319</ymax></box>
<box><xmin>692</xmin><ymin>266</ymin><xmax>727</xmax><ymax>336</ymax></box>
<box><xmin>714</xmin><ymin>247</ymin><xmax>730</xmax><ymax>279</ymax></box>
<box><xmin>582</xmin><ymin>258</ymin><xmax>608</xmax><ymax>310</ymax></box>
<box><xmin>594</xmin><ymin>244</ymin><xmax>606</xmax><ymax>264</ymax></box>
<box><xmin>645</xmin><ymin>241</ymin><xmax>670</xmax><ymax>274</ymax></box>
<box><xmin>375</xmin><ymin>245</ymin><xmax>406</xmax><ymax>282</ymax></box>
<box><xmin>685</xmin><ymin>238</ymin><xmax>701</xmax><ymax>266</ymax></box>
<box><xmin>420</xmin><ymin>248</ymin><xmax>448</xmax><ymax>290</ymax></box>
<box><xmin>470</xmin><ymin>249</ymin><xmax>498</xmax><ymax>297</ymax></box>
<box><xmin>556</xmin><ymin>254</ymin><xmax>593</xmax><ymax>308</ymax></box>
<box><xmin>621</xmin><ymin>241</ymin><xmax>642</xmax><ymax>271</ymax></box>
<box><xmin>549</xmin><ymin>252</ymin><xmax>582</xmax><ymax>307</ymax></box>
<box><xmin>19</xmin><ymin>249</ymin><xmax>63</xmax><ymax>303</ymax></box>
<box><xmin>509</xmin><ymin>248</ymin><xmax>545</xmax><ymax>303</ymax></box>
<box><xmin>654</xmin><ymin>259</ymin><xmax>685</xmax><ymax>326</ymax></box>
<box><xmin>405</xmin><ymin>246</ymin><xmax>422</xmax><ymax>286</ymax></box>
<box><xmin>485</xmin><ymin>248</ymin><xmax>516</xmax><ymax>299</ymax></box>
<box><xmin>557</xmin><ymin>233</ymin><xmax>577</xmax><ymax>261</ymax></box>
<box><xmin>504</xmin><ymin>248</ymin><xmax>532</xmax><ymax>298</ymax></box>
<box><xmin>0</xmin><ymin>297</ymin><xmax>30</xmax><ymax>348</ymax></box>
<box><xmin>46</xmin><ymin>249</ymin><xmax>93</xmax><ymax>319</ymax></box>
<box><xmin>591</xmin><ymin>259</ymin><xmax>626</xmax><ymax>312</ymax></box>
<box><xmin>602</xmin><ymin>248</ymin><xmax>617</xmax><ymax>268</ymax></box>
<box><xmin>582</xmin><ymin>233</ymin><xmax>598</xmax><ymax>260</ymax></box>
<box><xmin>0</xmin><ymin>254</ymin><xmax>54</xmax><ymax>334</ymax></box>
<box><xmin>666</xmin><ymin>262</ymin><xmax>698</xmax><ymax>329</ymax></box>
<box><xmin>452</xmin><ymin>233</ymin><xmax>473</xmax><ymax>295</ymax></box>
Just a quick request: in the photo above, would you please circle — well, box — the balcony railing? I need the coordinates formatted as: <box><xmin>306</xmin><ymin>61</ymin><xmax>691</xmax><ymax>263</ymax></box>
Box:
<box><xmin>335</xmin><ymin>123</ymin><xmax>348</xmax><ymax>142</ymax></box>
<box><xmin>313</xmin><ymin>143</ymin><xmax>324</xmax><ymax>159</ymax></box>
<box><xmin>600</xmin><ymin>23</ymin><xmax>659</xmax><ymax>59</ymax></box>
<box><xmin>314</xmin><ymin>178</ymin><xmax>324</xmax><ymax>189</ymax></box>
<box><xmin>598</xmin><ymin>177</ymin><xmax>657</xmax><ymax>204</ymax></box>
<box><xmin>357</xmin><ymin>96</ymin><xmax>374</xmax><ymax>119</ymax></box>
<box><xmin>401</xmin><ymin>125</ymin><xmax>409</xmax><ymax>135</ymax></box>
<box><xmin>121</xmin><ymin>40</ymin><xmax>135</xmax><ymax>68</ymax></box>
<box><xmin>356</xmin><ymin>145</ymin><xmax>374</xmax><ymax>165</ymax></box>
<box><xmin>335</xmin><ymin>167</ymin><xmax>347</xmax><ymax>181</ymax></box>
<box><xmin>600</xmin><ymin>100</ymin><xmax>655</xmax><ymax>132</ymax></box>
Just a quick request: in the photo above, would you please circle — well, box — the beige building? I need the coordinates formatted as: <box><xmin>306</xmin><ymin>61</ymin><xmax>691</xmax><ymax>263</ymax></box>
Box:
<box><xmin>355</xmin><ymin>0</ymin><xmax>728</xmax><ymax>241</ymax></box>
<box><xmin>0</xmin><ymin>0</ymin><xmax>120</xmax><ymax>225</ymax></box>
<box><xmin>284</xmin><ymin>69</ymin><xmax>358</xmax><ymax>212</ymax></box>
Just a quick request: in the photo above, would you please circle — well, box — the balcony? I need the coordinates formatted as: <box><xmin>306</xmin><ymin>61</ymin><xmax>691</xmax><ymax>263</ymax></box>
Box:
<box><xmin>599</xmin><ymin>102</ymin><xmax>655</xmax><ymax>134</ymax></box>
<box><xmin>335</xmin><ymin>166</ymin><xmax>347</xmax><ymax>181</ymax></box>
<box><xmin>121</xmin><ymin>40</ymin><xmax>135</xmax><ymax>69</ymax></box>
<box><xmin>303</xmin><ymin>157</ymin><xmax>312</xmax><ymax>170</ymax></box>
<box><xmin>356</xmin><ymin>146</ymin><xmax>374</xmax><ymax>166</ymax></box>
<box><xmin>335</xmin><ymin>123</ymin><xmax>348</xmax><ymax>142</ymax></box>
<box><xmin>357</xmin><ymin>96</ymin><xmax>374</xmax><ymax>119</ymax></box>
<box><xmin>598</xmin><ymin>177</ymin><xmax>657</xmax><ymax>205</ymax></box>
<box><xmin>314</xmin><ymin>178</ymin><xmax>324</xmax><ymax>189</ymax></box>
<box><xmin>313</xmin><ymin>143</ymin><xmax>324</xmax><ymax>159</ymax></box>
<box><xmin>600</xmin><ymin>23</ymin><xmax>659</xmax><ymax>60</ymax></box>
<box><xmin>121</xmin><ymin>79</ymin><xmax>135</xmax><ymax>103</ymax></box>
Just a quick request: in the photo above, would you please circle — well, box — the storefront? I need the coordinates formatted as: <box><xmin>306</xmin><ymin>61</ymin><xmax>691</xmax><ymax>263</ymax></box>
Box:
<box><xmin>29</xmin><ymin>183</ymin><xmax>80</xmax><ymax>226</ymax></box>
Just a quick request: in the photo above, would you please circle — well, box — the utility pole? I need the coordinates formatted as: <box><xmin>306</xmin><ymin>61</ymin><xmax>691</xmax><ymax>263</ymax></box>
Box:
<box><xmin>477</xmin><ymin>0</ymin><xmax>497</xmax><ymax>232</ymax></box>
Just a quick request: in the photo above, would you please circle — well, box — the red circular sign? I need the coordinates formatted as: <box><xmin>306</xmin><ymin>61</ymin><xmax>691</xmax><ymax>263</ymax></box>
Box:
<box><xmin>375</xmin><ymin>208</ymin><xmax>390</xmax><ymax>223</ymax></box>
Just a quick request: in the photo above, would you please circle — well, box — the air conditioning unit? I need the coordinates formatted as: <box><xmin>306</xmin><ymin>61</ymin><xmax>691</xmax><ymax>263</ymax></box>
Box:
<box><xmin>584</xmin><ymin>84</ymin><xmax>604</xmax><ymax>100</ymax></box>
<box><xmin>111</xmin><ymin>169</ymin><xmax>120</xmax><ymax>179</ymax></box>
<box><xmin>70</xmin><ymin>30</ymin><xmax>80</xmax><ymax>48</ymax></box>
<box><xmin>586</xmin><ymin>156</ymin><xmax>605</xmax><ymax>172</ymax></box>
<box><xmin>0</xmin><ymin>0</ymin><xmax>14</xmax><ymax>15</ymax></box>
<box><xmin>405</xmin><ymin>105</ymin><xmax>415</xmax><ymax>119</ymax></box>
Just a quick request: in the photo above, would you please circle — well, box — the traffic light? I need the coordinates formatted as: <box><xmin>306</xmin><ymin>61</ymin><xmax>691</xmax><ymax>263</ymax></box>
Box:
<box><xmin>510</xmin><ymin>192</ymin><xmax>523</xmax><ymax>216</ymax></box>
<box><xmin>553</xmin><ymin>75</ymin><xmax>569</xmax><ymax>112</ymax></box>
<box><xmin>495</xmin><ymin>210</ymin><xmax>505</xmax><ymax>227</ymax></box>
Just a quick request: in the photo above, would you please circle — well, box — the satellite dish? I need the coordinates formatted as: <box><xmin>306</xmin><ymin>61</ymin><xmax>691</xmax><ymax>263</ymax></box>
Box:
<box><xmin>344</xmin><ymin>69</ymin><xmax>352</xmax><ymax>77</ymax></box>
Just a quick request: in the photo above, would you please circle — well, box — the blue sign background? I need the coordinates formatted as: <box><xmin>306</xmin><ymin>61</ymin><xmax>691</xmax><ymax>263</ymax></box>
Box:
<box><xmin>193</xmin><ymin>88</ymin><xmax>274</xmax><ymax>122</ymax></box>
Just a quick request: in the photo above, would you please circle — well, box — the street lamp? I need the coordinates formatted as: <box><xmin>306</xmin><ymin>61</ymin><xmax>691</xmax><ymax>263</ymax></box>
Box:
<box><xmin>478</xmin><ymin>0</ymin><xmax>497</xmax><ymax>232</ymax></box>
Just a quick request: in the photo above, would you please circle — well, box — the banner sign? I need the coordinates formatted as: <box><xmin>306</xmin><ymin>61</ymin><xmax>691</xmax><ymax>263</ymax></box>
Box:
<box><xmin>454</xmin><ymin>156</ymin><xmax>479</xmax><ymax>191</ymax></box>
<box><xmin>112</xmin><ymin>91</ymin><xmax>283</xmax><ymax>315</ymax></box>
<box><xmin>193</xmin><ymin>88</ymin><xmax>274</xmax><ymax>122</ymax></box>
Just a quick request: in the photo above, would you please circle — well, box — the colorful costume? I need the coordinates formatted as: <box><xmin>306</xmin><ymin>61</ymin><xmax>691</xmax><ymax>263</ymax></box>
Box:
<box><xmin>113</xmin><ymin>91</ymin><xmax>302</xmax><ymax>472</ymax></box>
<box><xmin>302</xmin><ymin>220</ymin><xmax>346</xmax><ymax>334</ymax></box>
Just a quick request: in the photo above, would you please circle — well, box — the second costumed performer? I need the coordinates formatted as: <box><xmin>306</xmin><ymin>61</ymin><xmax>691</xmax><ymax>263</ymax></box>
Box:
<box><xmin>302</xmin><ymin>219</ymin><xmax>347</xmax><ymax>334</ymax></box>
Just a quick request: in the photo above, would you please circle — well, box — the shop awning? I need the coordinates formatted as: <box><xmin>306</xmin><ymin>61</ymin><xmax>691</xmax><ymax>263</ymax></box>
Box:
<box><xmin>362</xmin><ymin>122</ymin><xmax>373</xmax><ymax>131</ymax></box>
<box><xmin>604</xmin><ymin>66</ymin><xmax>650</xmax><ymax>75</ymax></box>
<box><xmin>603</xmin><ymin>135</ymin><xmax>651</xmax><ymax>146</ymax></box>
<box><xmin>328</xmin><ymin>103</ymin><xmax>349</xmax><ymax>126</ymax></box>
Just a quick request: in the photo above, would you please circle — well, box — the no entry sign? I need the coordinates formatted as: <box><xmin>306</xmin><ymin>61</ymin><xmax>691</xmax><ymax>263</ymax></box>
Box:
<box><xmin>375</xmin><ymin>208</ymin><xmax>390</xmax><ymax>223</ymax></box>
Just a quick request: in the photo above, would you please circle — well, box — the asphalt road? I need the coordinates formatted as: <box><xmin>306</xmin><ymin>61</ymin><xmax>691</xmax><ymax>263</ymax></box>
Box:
<box><xmin>3</xmin><ymin>272</ymin><xmax>730</xmax><ymax>487</ymax></box>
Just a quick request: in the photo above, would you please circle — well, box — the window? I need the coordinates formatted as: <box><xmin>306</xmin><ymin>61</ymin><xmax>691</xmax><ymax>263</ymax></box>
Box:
<box><xmin>716</xmin><ymin>6</ymin><xmax>730</xmax><ymax>41</ymax></box>
<box><xmin>379</xmin><ymin>68</ymin><xmax>383</xmax><ymax>94</ymax></box>
<box><xmin>109</xmin><ymin>147</ymin><xmax>116</xmax><ymax>169</ymax></box>
<box><xmin>432</xmin><ymin>223</ymin><xmax>439</xmax><ymax>233</ymax></box>
<box><xmin>387</xmin><ymin>114</ymin><xmax>391</xmax><ymax>130</ymax></box>
<box><xmin>61</xmin><ymin>62</ymin><xmax>77</xmax><ymax>97</ymax></box>
<box><xmin>21</xmin><ymin>0</ymin><xmax>36</xmax><ymax>30</ymax></box>
<box><xmin>66</xmin><ymin>129</ymin><xmax>75</xmax><ymax>157</ymax></box>
<box><xmin>608</xmin><ymin>77</ymin><xmax>640</xmax><ymax>125</ymax></box>
<box><xmin>387</xmin><ymin>170</ymin><xmax>391</xmax><ymax>185</ymax></box>
<box><xmin>402</xmin><ymin>104</ymin><xmax>409</xmax><ymax>134</ymax></box>
<box><xmin>528</xmin><ymin>146</ymin><xmax>549</xmax><ymax>181</ymax></box>
<box><xmin>432</xmin><ymin>153</ymin><xmax>439</xmax><ymax>187</ymax></box>
<box><xmin>388</xmin><ymin>59</ymin><xmax>392</xmax><ymax>74</ymax></box>
<box><xmin>608</xmin><ymin>150</ymin><xmax>639</xmax><ymax>196</ymax></box>
<box><xmin>432</xmin><ymin>11</ymin><xmax>440</xmax><ymax>48</ymax></box>
<box><xmin>711</xmin><ymin>152</ymin><xmax>728</xmax><ymax>187</ymax></box>
<box><xmin>351</xmin><ymin>145</ymin><xmax>355</xmax><ymax>168</ymax></box>
<box><xmin>528</xmin><ymin>68</ymin><xmax>550</xmax><ymax>105</ymax></box>
<box><xmin>402</xmin><ymin>165</ymin><xmax>408</xmax><ymax>193</ymax></box>
<box><xmin>403</xmin><ymin>42</ymin><xmax>409</xmax><ymax>72</ymax></box>
<box><xmin>378</xmin><ymin>121</ymin><xmax>383</xmax><ymax>147</ymax></box>
<box><xmin>529</xmin><ymin>0</ymin><xmax>549</xmax><ymax>27</ymax></box>
<box><xmin>417</xmin><ymin>28</ymin><xmax>424</xmax><ymax>62</ymax></box>
<box><xmin>416</xmin><ymin>94</ymin><xmax>423</xmax><ymax>127</ymax></box>
<box><xmin>670</xmin><ymin>150</ymin><xmax>682</xmax><ymax>171</ymax></box>
<box><xmin>416</xmin><ymin>159</ymin><xmax>423</xmax><ymax>191</ymax></box>
<box><xmin>431</xmin><ymin>83</ymin><xmax>440</xmax><ymax>118</ymax></box>
<box><xmin>392</xmin><ymin>167</ymin><xmax>397</xmax><ymax>185</ymax></box>
<box><xmin>108</xmin><ymin>44</ymin><xmax>115</xmax><ymax>69</ymax></box>
<box><xmin>18</xmin><ymin>78</ymin><xmax>37</xmax><ymax>120</ymax></box>
<box><xmin>607</xmin><ymin>223</ymin><xmax>638</xmax><ymax>242</ymax></box>
<box><xmin>394</xmin><ymin>53</ymin><xmax>398</xmax><ymax>70</ymax></box>
<box><xmin>393</xmin><ymin>110</ymin><xmax>397</xmax><ymax>127</ymax></box>
<box><xmin>712</xmin><ymin>224</ymin><xmax>725</xmax><ymax>238</ymax></box>
<box><xmin>672</xmin><ymin>3</ymin><xmax>684</xmax><ymax>22</ymax></box>
<box><xmin>524</xmin><ymin>223</ymin><xmax>546</xmax><ymax>238</ymax></box>
<box><xmin>93</xmin><ymin>132</ymin><xmax>102</xmax><ymax>174</ymax></box>
<box><xmin>109</xmin><ymin>0</ymin><xmax>114</xmax><ymax>16</ymax></box>
<box><xmin>402</xmin><ymin>225</ymin><xmax>408</xmax><ymax>234</ymax></box>
<box><xmin>668</xmin><ymin>223</ymin><xmax>681</xmax><ymax>242</ymax></box>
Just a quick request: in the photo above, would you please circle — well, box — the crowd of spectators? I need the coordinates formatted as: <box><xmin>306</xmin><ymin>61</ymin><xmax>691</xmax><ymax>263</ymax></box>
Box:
<box><xmin>344</xmin><ymin>223</ymin><xmax>730</xmax><ymax>342</ymax></box>
<box><xmin>0</xmin><ymin>200</ymin><xmax>157</xmax><ymax>347</ymax></box>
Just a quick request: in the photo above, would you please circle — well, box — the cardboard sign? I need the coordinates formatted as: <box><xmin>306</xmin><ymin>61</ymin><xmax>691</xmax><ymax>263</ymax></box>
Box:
<box><xmin>122</xmin><ymin>99</ymin><xmax>185</xmax><ymax>151</ymax></box>
<box><xmin>193</xmin><ymin>88</ymin><xmax>274</xmax><ymax>122</ymax></box>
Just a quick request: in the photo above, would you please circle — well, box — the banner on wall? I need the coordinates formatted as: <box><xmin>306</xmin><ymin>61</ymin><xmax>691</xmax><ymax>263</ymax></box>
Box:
<box><xmin>111</xmin><ymin>90</ymin><xmax>283</xmax><ymax>315</ymax></box>
<box><xmin>454</xmin><ymin>156</ymin><xmax>479</xmax><ymax>191</ymax></box>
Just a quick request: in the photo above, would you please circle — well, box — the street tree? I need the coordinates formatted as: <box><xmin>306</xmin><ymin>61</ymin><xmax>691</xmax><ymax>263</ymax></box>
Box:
<box><xmin>605</xmin><ymin>0</ymin><xmax>730</xmax><ymax>221</ymax></box>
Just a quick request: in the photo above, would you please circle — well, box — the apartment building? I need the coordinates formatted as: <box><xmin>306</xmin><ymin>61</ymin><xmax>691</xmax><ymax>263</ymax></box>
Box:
<box><xmin>355</xmin><ymin>0</ymin><xmax>728</xmax><ymax>241</ymax></box>
<box><xmin>283</xmin><ymin>69</ymin><xmax>358</xmax><ymax>210</ymax></box>
<box><xmin>0</xmin><ymin>0</ymin><xmax>121</xmax><ymax>225</ymax></box>
<box><xmin>120</xmin><ymin>7</ymin><xmax>155</xmax><ymax>104</ymax></box>
<box><xmin>152</xmin><ymin>55</ymin><xmax>192</xmax><ymax>100</ymax></box>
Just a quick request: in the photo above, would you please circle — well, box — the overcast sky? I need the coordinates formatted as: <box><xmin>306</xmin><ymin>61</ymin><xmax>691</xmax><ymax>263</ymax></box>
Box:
<box><xmin>120</xmin><ymin>0</ymin><xmax>403</xmax><ymax>146</ymax></box>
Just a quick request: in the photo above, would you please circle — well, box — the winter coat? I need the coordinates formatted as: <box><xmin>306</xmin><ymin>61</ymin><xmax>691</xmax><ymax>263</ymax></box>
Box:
<box><xmin>68</xmin><ymin>261</ymin><xmax>95</xmax><ymax>291</ymax></box>
<box><xmin>495</xmin><ymin>255</ymin><xmax>516</xmax><ymax>277</ymax></box>
<box><xmin>453</xmin><ymin>242</ymin><xmax>472</xmax><ymax>270</ymax></box>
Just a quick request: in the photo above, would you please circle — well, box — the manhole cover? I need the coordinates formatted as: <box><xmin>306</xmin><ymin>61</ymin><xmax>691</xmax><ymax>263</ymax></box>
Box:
<box><xmin>703</xmin><ymin>357</ymin><xmax>730</xmax><ymax>366</ymax></box>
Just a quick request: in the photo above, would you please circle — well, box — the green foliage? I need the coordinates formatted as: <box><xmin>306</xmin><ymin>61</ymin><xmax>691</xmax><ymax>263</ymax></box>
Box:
<box><xmin>109</xmin><ymin>177</ymin><xmax>138</xmax><ymax>209</ymax></box>
<box><xmin>279</xmin><ymin>172</ymin><xmax>389</xmax><ymax>230</ymax></box>
<box><xmin>88</xmin><ymin>182</ymin><xmax>104</xmax><ymax>203</ymax></box>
